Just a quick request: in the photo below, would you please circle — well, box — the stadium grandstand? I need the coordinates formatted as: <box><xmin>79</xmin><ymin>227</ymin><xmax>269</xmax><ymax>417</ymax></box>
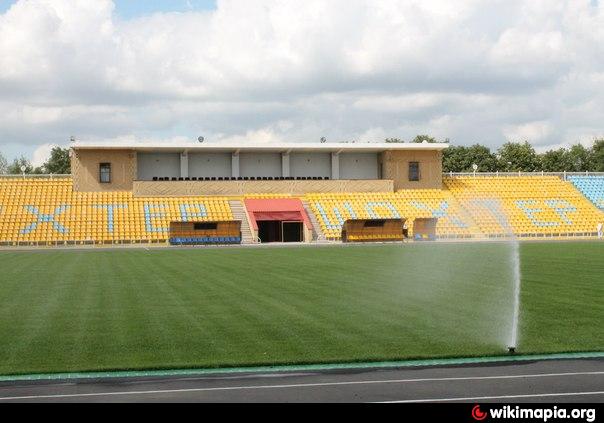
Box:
<box><xmin>0</xmin><ymin>141</ymin><xmax>603</xmax><ymax>246</ymax></box>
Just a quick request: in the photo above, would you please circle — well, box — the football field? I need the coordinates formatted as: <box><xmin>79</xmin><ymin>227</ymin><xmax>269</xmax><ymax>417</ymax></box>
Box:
<box><xmin>0</xmin><ymin>241</ymin><xmax>602</xmax><ymax>376</ymax></box>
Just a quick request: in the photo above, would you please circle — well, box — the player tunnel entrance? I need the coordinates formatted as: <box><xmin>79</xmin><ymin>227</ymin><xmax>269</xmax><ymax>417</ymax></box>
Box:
<box><xmin>257</xmin><ymin>220</ymin><xmax>303</xmax><ymax>243</ymax></box>
<box><xmin>244</xmin><ymin>198</ymin><xmax>313</xmax><ymax>243</ymax></box>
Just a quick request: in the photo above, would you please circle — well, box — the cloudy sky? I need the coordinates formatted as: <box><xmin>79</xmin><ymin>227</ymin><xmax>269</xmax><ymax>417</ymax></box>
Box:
<box><xmin>0</xmin><ymin>0</ymin><xmax>603</xmax><ymax>165</ymax></box>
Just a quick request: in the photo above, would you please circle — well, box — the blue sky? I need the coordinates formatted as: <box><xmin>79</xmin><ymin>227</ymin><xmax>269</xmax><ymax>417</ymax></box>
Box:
<box><xmin>113</xmin><ymin>0</ymin><xmax>216</xmax><ymax>18</ymax></box>
<box><xmin>0</xmin><ymin>0</ymin><xmax>217</xmax><ymax>18</ymax></box>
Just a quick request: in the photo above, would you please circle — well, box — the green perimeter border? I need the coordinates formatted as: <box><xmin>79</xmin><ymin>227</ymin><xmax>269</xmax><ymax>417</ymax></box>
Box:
<box><xmin>1</xmin><ymin>351</ymin><xmax>602</xmax><ymax>383</ymax></box>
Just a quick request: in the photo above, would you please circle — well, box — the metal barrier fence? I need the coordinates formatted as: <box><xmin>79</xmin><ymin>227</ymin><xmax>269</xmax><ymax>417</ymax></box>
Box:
<box><xmin>0</xmin><ymin>174</ymin><xmax>72</xmax><ymax>179</ymax></box>
<box><xmin>444</xmin><ymin>171</ymin><xmax>604</xmax><ymax>180</ymax></box>
<box><xmin>1</xmin><ymin>172</ymin><xmax>604</xmax><ymax>181</ymax></box>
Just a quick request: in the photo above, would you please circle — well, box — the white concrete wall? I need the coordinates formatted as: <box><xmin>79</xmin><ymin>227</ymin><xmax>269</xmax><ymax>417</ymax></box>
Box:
<box><xmin>231</xmin><ymin>153</ymin><xmax>240</xmax><ymax>178</ymax></box>
<box><xmin>240</xmin><ymin>153</ymin><xmax>282</xmax><ymax>177</ymax></box>
<box><xmin>290</xmin><ymin>153</ymin><xmax>331</xmax><ymax>178</ymax></box>
<box><xmin>339</xmin><ymin>153</ymin><xmax>379</xmax><ymax>179</ymax></box>
<box><xmin>137</xmin><ymin>152</ymin><xmax>180</xmax><ymax>180</ymax></box>
<box><xmin>188</xmin><ymin>153</ymin><xmax>232</xmax><ymax>177</ymax></box>
<box><xmin>331</xmin><ymin>153</ymin><xmax>340</xmax><ymax>179</ymax></box>
<box><xmin>282</xmin><ymin>153</ymin><xmax>290</xmax><ymax>177</ymax></box>
<box><xmin>180</xmin><ymin>153</ymin><xmax>188</xmax><ymax>178</ymax></box>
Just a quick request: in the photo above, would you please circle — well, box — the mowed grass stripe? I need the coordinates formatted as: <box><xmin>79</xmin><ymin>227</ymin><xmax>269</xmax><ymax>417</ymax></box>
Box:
<box><xmin>520</xmin><ymin>242</ymin><xmax>604</xmax><ymax>352</ymax></box>
<box><xmin>0</xmin><ymin>242</ymin><xmax>602</xmax><ymax>375</ymax></box>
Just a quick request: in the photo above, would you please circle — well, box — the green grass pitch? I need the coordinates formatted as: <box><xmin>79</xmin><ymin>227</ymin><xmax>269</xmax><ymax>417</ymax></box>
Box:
<box><xmin>0</xmin><ymin>241</ymin><xmax>602</xmax><ymax>375</ymax></box>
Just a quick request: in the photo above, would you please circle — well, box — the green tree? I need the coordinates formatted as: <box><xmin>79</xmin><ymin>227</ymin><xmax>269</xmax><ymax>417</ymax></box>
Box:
<box><xmin>566</xmin><ymin>144</ymin><xmax>591</xmax><ymax>172</ymax></box>
<box><xmin>42</xmin><ymin>146</ymin><xmax>71</xmax><ymax>174</ymax></box>
<box><xmin>443</xmin><ymin>144</ymin><xmax>498</xmax><ymax>172</ymax></box>
<box><xmin>497</xmin><ymin>141</ymin><xmax>541</xmax><ymax>171</ymax></box>
<box><xmin>385</xmin><ymin>138</ymin><xmax>405</xmax><ymax>143</ymax></box>
<box><xmin>0</xmin><ymin>152</ymin><xmax>7</xmax><ymax>174</ymax></box>
<box><xmin>411</xmin><ymin>134</ymin><xmax>438</xmax><ymax>143</ymax></box>
<box><xmin>540</xmin><ymin>148</ymin><xmax>570</xmax><ymax>172</ymax></box>
<box><xmin>591</xmin><ymin>139</ymin><xmax>604</xmax><ymax>171</ymax></box>
<box><xmin>463</xmin><ymin>144</ymin><xmax>498</xmax><ymax>172</ymax></box>
<box><xmin>6</xmin><ymin>156</ymin><xmax>44</xmax><ymax>174</ymax></box>
<box><xmin>442</xmin><ymin>146</ymin><xmax>464</xmax><ymax>172</ymax></box>
<box><xmin>7</xmin><ymin>156</ymin><xmax>34</xmax><ymax>174</ymax></box>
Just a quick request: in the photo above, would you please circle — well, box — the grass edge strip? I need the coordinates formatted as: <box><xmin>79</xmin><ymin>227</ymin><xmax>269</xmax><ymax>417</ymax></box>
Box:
<box><xmin>1</xmin><ymin>351</ymin><xmax>603</xmax><ymax>383</ymax></box>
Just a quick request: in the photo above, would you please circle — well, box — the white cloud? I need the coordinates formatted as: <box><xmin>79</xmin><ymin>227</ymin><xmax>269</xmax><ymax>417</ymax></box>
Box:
<box><xmin>503</xmin><ymin>121</ymin><xmax>553</xmax><ymax>143</ymax></box>
<box><xmin>216</xmin><ymin>128</ymin><xmax>287</xmax><ymax>144</ymax></box>
<box><xmin>31</xmin><ymin>142</ymin><xmax>55</xmax><ymax>167</ymax></box>
<box><xmin>0</xmin><ymin>0</ymin><xmax>603</xmax><ymax>162</ymax></box>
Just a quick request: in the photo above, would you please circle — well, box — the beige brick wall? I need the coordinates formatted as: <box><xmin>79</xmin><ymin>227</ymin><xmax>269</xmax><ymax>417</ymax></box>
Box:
<box><xmin>70</xmin><ymin>147</ymin><xmax>443</xmax><ymax>192</ymax></box>
<box><xmin>72</xmin><ymin>149</ymin><xmax>136</xmax><ymax>192</ymax></box>
<box><xmin>379</xmin><ymin>150</ymin><xmax>443</xmax><ymax>190</ymax></box>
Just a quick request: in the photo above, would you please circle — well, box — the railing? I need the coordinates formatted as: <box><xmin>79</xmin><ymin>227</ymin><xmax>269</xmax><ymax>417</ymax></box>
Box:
<box><xmin>3</xmin><ymin>171</ymin><xmax>604</xmax><ymax>181</ymax></box>
<box><xmin>444</xmin><ymin>171</ymin><xmax>604</xmax><ymax>181</ymax></box>
<box><xmin>0</xmin><ymin>174</ymin><xmax>72</xmax><ymax>179</ymax></box>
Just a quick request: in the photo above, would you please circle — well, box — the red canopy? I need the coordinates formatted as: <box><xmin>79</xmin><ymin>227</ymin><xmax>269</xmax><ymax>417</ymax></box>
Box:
<box><xmin>244</xmin><ymin>198</ymin><xmax>313</xmax><ymax>230</ymax></box>
<box><xmin>253</xmin><ymin>211</ymin><xmax>303</xmax><ymax>221</ymax></box>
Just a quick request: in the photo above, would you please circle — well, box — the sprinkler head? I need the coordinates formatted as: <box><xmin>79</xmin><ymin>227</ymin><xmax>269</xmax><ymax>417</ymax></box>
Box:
<box><xmin>508</xmin><ymin>346</ymin><xmax>516</xmax><ymax>354</ymax></box>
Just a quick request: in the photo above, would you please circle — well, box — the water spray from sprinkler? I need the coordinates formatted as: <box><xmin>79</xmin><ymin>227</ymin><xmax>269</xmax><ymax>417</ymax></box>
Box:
<box><xmin>471</xmin><ymin>198</ymin><xmax>522</xmax><ymax>354</ymax></box>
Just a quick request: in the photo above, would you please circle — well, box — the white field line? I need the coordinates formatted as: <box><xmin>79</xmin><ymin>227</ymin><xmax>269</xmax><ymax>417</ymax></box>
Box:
<box><xmin>376</xmin><ymin>391</ymin><xmax>604</xmax><ymax>403</ymax></box>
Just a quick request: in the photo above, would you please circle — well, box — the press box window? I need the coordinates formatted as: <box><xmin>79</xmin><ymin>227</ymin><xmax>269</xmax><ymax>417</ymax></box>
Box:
<box><xmin>408</xmin><ymin>162</ymin><xmax>420</xmax><ymax>181</ymax></box>
<box><xmin>99</xmin><ymin>163</ymin><xmax>111</xmax><ymax>183</ymax></box>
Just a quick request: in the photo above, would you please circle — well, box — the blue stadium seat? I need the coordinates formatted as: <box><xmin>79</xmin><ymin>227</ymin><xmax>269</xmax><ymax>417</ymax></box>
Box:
<box><xmin>569</xmin><ymin>176</ymin><xmax>604</xmax><ymax>211</ymax></box>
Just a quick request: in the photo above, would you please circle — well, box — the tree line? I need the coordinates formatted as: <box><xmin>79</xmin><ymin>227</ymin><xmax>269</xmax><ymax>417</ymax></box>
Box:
<box><xmin>0</xmin><ymin>147</ymin><xmax>70</xmax><ymax>175</ymax></box>
<box><xmin>0</xmin><ymin>138</ymin><xmax>603</xmax><ymax>175</ymax></box>
<box><xmin>386</xmin><ymin>135</ymin><xmax>604</xmax><ymax>173</ymax></box>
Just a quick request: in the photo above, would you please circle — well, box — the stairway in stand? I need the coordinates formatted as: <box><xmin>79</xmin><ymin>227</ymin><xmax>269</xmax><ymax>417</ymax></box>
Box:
<box><xmin>301</xmin><ymin>199</ymin><xmax>327</xmax><ymax>242</ymax></box>
<box><xmin>229</xmin><ymin>199</ymin><xmax>256</xmax><ymax>244</ymax></box>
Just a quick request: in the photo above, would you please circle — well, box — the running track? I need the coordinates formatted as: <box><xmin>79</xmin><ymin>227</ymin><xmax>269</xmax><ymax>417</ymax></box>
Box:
<box><xmin>0</xmin><ymin>358</ymin><xmax>602</xmax><ymax>403</ymax></box>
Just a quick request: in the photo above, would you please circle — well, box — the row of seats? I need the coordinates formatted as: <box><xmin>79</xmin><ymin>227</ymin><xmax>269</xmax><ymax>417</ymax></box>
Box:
<box><xmin>169</xmin><ymin>236</ymin><xmax>241</xmax><ymax>245</ymax></box>
<box><xmin>346</xmin><ymin>234</ymin><xmax>403</xmax><ymax>241</ymax></box>
<box><xmin>568</xmin><ymin>176</ymin><xmax>604</xmax><ymax>211</ymax></box>
<box><xmin>415</xmin><ymin>233</ymin><xmax>437</xmax><ymax>241</ymax></box>
<box><xmin>152</xmin><ymin>176</ymin><xmax>330</xmax><ymax>181</ymax></box>
<box><xmin>244</xmin><ymin>193</ymin><xmax>293</xmax><ymax>199</ymax></box>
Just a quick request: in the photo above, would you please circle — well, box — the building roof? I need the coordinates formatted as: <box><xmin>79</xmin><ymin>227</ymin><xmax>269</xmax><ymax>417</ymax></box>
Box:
<box><xmin>71</xmin><ymin>141</ymin><xmax>449</xmax><ymax>153</ymax></box>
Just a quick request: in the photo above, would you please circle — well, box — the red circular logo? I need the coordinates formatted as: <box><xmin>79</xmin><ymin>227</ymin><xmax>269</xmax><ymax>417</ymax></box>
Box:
<box><xmin>472</xmin><ymin>405</ymin><xmax>488</xmax><ymax>421</ymax></box>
